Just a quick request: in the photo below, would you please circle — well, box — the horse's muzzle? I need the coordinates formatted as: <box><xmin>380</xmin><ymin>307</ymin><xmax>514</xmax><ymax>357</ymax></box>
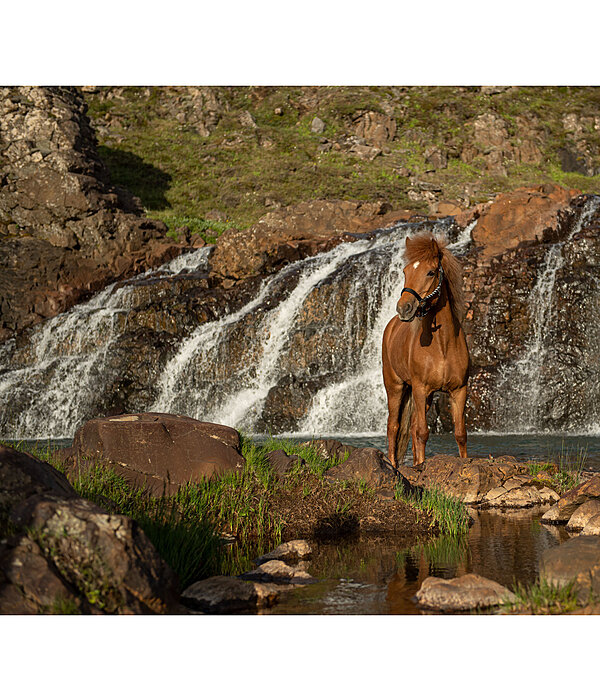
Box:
<box><xmin>396</xmin><ymin>298</ymin><xmax>417</xmax><ymax>322</ymax></box>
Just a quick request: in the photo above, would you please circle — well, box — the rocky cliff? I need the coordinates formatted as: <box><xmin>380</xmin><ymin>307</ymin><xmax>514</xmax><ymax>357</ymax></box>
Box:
<box><xmin>0</xmin><ymin>87</ymin><xmax>182</xmax><ymax>340</ymax></box>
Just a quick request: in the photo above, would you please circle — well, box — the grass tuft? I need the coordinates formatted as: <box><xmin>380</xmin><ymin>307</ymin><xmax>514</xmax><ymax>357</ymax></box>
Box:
<box><xmin>395</xmin><ymin>481</ymin><xmax>470</xmax><ymax>536</ymax></box>
<box><xmin>527</xmin><ymin>443</ymin><xmax>587</xmax><ymax>494</ymax></box>
<box><xmin>502</xmin><ymin>578</ymin><xmax>581</xmax><ymax>615</ymax></box>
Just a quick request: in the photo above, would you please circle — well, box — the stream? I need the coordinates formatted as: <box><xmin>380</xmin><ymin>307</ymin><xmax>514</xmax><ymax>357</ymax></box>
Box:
<box><xmin>267</xmin><ymin>507</ymin><xmax>569</xmax><ymax>615</ymax></box>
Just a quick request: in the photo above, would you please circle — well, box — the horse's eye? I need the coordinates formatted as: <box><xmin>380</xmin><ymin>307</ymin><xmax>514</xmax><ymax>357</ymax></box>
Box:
<box><xmin>427</xmin><ymin>270</ymin><xmax>435</xmax><ymax>277</ymax></box>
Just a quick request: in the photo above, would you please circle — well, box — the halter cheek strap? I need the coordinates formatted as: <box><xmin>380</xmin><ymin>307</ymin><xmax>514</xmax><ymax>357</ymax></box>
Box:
<box><xmin>401</xmin><ymin>265</ymin><xmax>444</xmax><ymax>319</ymax></box>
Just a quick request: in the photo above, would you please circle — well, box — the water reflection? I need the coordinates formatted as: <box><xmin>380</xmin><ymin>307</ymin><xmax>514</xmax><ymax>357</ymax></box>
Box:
<box><xmin>270</xmin><ymin>508</ymin><xmax>570</xmax><ymax>615</ymax></box>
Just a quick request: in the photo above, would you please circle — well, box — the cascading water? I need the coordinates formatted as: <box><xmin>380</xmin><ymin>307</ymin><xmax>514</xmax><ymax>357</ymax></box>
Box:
<box><xmin>150</xmin><ymin>218</ymin><xmax>463</xmax><ymax>434</ymax></box>
<box><xmin>494</xmin><ymin>196</ymin><xmax>600</xmax><ymax>432</ymax></box>
<box><xmin>0</xmin><ymin>248</ymin><xmax>211</xmax><ymax>438</ymax></box>
<box><xmin>4</xmin><ymin>197</ymin><xmax>599</xmax><ymax>442</ymax></box>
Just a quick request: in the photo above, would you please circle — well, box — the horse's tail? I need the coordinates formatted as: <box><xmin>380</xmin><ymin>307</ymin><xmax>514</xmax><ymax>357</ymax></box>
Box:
<box><xmin>395</xmin><ymin>387</ymin><xmax>414</xmax><ymax>466</ymax></box>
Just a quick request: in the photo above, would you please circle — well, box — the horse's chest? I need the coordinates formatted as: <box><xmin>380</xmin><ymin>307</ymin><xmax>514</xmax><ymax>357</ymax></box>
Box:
<box><xmin>411</xmin><ymin>343</ymin><xmax>467</xmax><ymax>390</ymax></box>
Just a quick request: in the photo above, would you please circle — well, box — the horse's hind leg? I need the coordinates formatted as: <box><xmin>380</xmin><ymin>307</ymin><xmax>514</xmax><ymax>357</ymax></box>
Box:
<box><xmin>449</xmin><ymin>385</ymin><xmax>468</xmax><ymax>458</ymax></box>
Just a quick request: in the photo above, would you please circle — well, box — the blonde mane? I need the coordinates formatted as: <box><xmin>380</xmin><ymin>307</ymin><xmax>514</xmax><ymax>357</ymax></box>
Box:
<box><xmin>404</xmin><ymin>232</ymin><xmax>465</xmax><ymax>322</ymax></box>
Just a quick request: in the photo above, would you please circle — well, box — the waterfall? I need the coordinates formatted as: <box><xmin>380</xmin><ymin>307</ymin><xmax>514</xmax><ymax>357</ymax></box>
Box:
<box><xmin>150</xmin><ymin>217</ymin><xmax>463</xmax><ymax>434</ymax></box>
<box><xmin>0</xmin><ymin>248</ymin><xmax>211</xmax><ymax>438</ymax></box>
<box><xmin>300</xmin><ymin>223</ymin><xmax>473</xmax><ymax>435</ymax></box>
<box><xmin>494</xmin><ymin>197</ymin><xmax>600</xmax><ymax>432</ymax></box>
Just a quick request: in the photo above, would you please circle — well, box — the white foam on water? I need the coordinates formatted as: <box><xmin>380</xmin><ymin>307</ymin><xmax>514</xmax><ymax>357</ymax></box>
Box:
<box><xmin>0</xmin><ymin>247</ymin><xmax>211</xmax><ymax>439</ymax></box>
<box><xmin>494</xmin><ymin>197</ymin><xmax>600</xmax><ymax>432</ymax></box>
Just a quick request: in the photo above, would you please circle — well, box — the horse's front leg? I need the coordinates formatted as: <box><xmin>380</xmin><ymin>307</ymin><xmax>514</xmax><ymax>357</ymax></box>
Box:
<box><xmin>385</xmin><ymin>383</ymin><xmax>403</xmax><ymax>469</ymax></box>
<box><xmin>411</xmin><ymin>385</ymin><xmax>430</xmax><ymax>466</ymax></box>
<box><xmin>449</xmin><ymin>385</ymin><xmax>468</xmax><ymax>458</ymax></box>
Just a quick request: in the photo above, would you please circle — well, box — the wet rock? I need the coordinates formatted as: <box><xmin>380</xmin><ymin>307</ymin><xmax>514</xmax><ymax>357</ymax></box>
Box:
<box><xmin>566</xmin><ymin>500</ymin><xmax>600</xmax><ymax>532</ymax></box>
<box><xmin>540</xmin><ymin>535</ymin><xmax>600</xmax><ymax>602</ymax></box>
<box><xmin>180</xmin><ymin>576</ymin><xmax>281</xmax><ymax>613</ymax></box>
<box><xmin>63</xmin><ymin>413</ymin><xmax>245</xmax><ymax>495</ymax></box>
<box><xmin>463</xmin><ymin>193</ymin><xmax>600</xmax><ymax>432</ymax></box>
<box><xmin>557</xmin><ymin>475</ymin><xmax>600</xmax><ymax>521</ymax></box>
<box><xmin>254</xmin><ymin>539</ymin><xmax>312</xmax><ymax>564</ymax></box>
<box><xmin>240</xmin><ymin>559</ymin><xmax>317</xmax><ymax>584</ymax></box>
<box><xmin>406</xmin><ymin>454</ymin><xmax>559</xmax><ymax>508</ymax></box>
<box><xmin>266</xmin><ymin>450</ymin><xmax>305</xmax><ymax>477</ymax></box>
<box><xmin>325</xmin><ymin>448</ymin><xmax>400</xmax><ymax>490</ymax></box>
<box><xmin>414</xmin><ymin>573</ymin><xmax>515</xmax><ymax>611</ymax></box>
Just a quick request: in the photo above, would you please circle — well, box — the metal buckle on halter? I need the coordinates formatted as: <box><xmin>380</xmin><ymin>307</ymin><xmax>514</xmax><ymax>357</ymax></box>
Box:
<box><xmin>401</xmin><ymin>264</ymin><xmax>444</xmax><ymax>319</ymax></box>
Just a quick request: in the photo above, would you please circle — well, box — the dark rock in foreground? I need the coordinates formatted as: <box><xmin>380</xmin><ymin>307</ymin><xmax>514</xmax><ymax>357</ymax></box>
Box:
<box><xmin>0</xmin><ymin>445</ymin><xmax>76</xmax><ymax>524</ymax></box>
<box><xmin>62</xmin><ymin>413</ymin><xmax>245</xmax><ymax>495</ymax></box>
<box><xmin>400</xmin><ymin>454</ymin><xmax>559</xmax><ymax>508</ymax></box>
<box><xmin>414</xmin><ymin>573</ymin><xmax>515</xmax><ymax>612</ymax></box>
<box><xmin>0</xmin><ymin>446</ymin><xmax>179</xmax><ymax>614</ymax></box>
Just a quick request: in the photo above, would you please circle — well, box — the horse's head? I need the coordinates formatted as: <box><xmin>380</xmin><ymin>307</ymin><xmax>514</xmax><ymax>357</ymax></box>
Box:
<box><xmin>396</xmin><ymin>235</ymin><xmax>444</xmax><ymax>322</ymax></box>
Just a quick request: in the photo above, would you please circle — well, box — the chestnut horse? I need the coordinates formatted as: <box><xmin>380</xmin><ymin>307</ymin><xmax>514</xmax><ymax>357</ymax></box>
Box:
<box><xmin>382</xmin><ymin>232</ymin><xmax>469</xmax><ymax>467</ymax></box>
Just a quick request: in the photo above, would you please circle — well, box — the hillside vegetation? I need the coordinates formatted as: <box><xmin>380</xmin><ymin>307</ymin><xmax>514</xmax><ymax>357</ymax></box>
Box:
<box><xmin>83</xmin><ymin>86</ymin><xmax>600</xmax><ymax>239</ymax></box>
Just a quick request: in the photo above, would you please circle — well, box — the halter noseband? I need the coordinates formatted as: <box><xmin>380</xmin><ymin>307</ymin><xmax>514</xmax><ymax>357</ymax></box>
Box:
<box><xmin>400</xmin><ymin>264</ymin><xmax>444</xmax><ymax>320</ymax></box>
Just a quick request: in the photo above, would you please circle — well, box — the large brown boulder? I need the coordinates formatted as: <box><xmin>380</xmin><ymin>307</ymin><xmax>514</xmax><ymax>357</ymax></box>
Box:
<box><xmin>0</xmin><ymin>445</ymin><xmax>179</xmax><ymax>614</ymax></box>
<box><xmin>0</xmin><ymin>87</ymin><xmax>181</xmax><ymax>339</ymax></box>
<box><xmin>64</xmin><ymin>413</ymin><xmax>245</xmax><ymax>495</ymax></box>
<box><xmin>471</xmin><ymin>184</ymin><xmax>580</xmax><ymax>258</ymax></box>
<box><xmin>209</xmin><ymin>199</ymin><xmax>414</xmax><ymax>281</ymax></box>
<box><xmin>3</xmin><ymin>495</ymin><xmax>179</xmax><ymax>614</ymax></box>
<box><xmin>540</xmin><ymin>535</ymin><xmax>600</xmax><ymax>603</ymax></box>
<box><xmin>404</xmin><ymin>454</ymin><xmax>559</xmax><ymax>508</ymax></box>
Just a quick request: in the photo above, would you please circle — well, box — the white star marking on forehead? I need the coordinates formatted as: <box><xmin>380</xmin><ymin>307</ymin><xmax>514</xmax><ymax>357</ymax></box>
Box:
<box><xmin>412</xmin><ymin>261</ymin><xmax>420</xmax><ymax>269</ymax></box>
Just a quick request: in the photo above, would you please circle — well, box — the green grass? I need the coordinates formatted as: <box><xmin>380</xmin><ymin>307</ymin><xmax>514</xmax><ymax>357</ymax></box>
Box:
<box><xmin>502</xmin><ymin>578</ymin><xmax>581</xmax><ymax>615</ymax></box>
<box><xmin>82</xmin><ymin>86</ymin><xmax>600</xmax><ymax>233</ymax></box>
<box><xmin>162</xmin><ymin>214</ymin><xmax>235</xmax><ymax>244</ymax></box>
<box><xmin>527</xmin><ymin>443</ymin><xmax>587</xmax><ymax>494</ymax></box>
<box><xmin>2</xmin><ymin>436</ymin><xmax>351</xmax><ymax>586</ymax></box>
<box><xmin>3</xmin><ymin>440</ymin><xmax>224</xmax><ymax>590</ymax></box>
<box><xmin>394</xmin><ymin>481</ymin><xmax>470</xmax><ymax>536</ymax></box>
